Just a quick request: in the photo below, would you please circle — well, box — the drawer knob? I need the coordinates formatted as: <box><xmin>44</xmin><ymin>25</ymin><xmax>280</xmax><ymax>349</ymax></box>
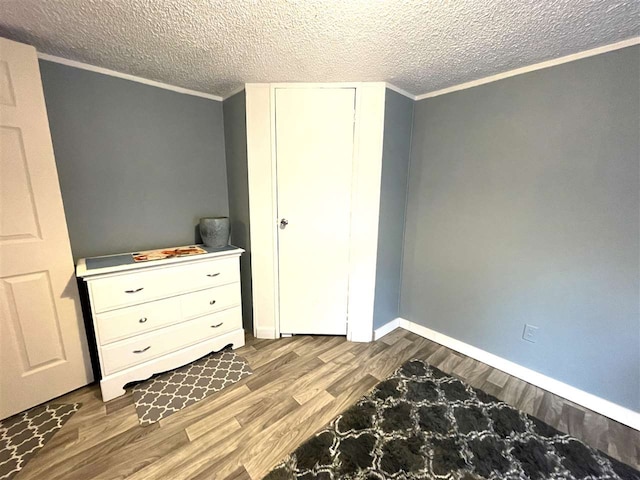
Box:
<box><xmin>125</xmin><ymin>287</ymin><xmax>144</xmax><ymax>294</ymax></box>
<box><xmin>206</xmin><ymin>273</ymin><xmax>220</xmax><ymax>278</ymax></box>
<box><xmin>139</xmin><ymin>317</ymin><xmax>148</xmax><ymax>323</ymax></box>
<box><xmin>211</xmin><ymin>322</ymin><xmax>223</xmax><ymax>328</ymax></box>
<box><xmin>133</xmin><ymin>346</ymin><xmax>151</xmax><ymax>354</ymax></box>
<box><xmin>209</xmin><ymin>300</ymin><xmax>216</xmax><ymax>305</ymax></box>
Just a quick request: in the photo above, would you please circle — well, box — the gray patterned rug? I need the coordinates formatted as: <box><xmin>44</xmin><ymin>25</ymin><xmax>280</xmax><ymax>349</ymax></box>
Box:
<box><xmin>0</xmin><ymin>403</ymin><xmax>80</xmax><ymax>480</ymax></box>
<box><xmin>132</xmin><ymin>349</ymin><xmax>252</xmax><ymax>425</ymax></box>
<box><xmin>266</xmin><ymin>359</ymin><xmax>639</xmax><ymax>480</ymax></box>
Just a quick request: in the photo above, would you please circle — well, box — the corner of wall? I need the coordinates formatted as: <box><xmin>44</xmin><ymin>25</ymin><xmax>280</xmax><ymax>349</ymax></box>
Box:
<box><xmin>397</xmin><ymin>94</ymin><xmax>416</xmax><ymax>321</ymax></box>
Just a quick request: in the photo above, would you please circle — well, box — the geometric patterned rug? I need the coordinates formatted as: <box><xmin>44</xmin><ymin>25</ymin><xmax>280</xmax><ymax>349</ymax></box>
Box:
<box><xmin>132</xmin><ymin>349</ymin><xmax>252</xmax><ymax>425</ymax></box>
<box><xmin>265</xmin><ymin>359</ymin><xmax>640</xmax><ymax>480</ymax></box>
<box><xmin>0</xmin><ymin>403</ymin><xmax>81</xmax><ymax>480</ymax></box>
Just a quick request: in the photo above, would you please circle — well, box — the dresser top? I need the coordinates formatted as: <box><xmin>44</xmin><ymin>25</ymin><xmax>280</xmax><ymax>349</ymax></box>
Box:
<box><xmin>77</xmin><ymin>244</ymin><xmax>244</xmax><ymax>278</ymax></box>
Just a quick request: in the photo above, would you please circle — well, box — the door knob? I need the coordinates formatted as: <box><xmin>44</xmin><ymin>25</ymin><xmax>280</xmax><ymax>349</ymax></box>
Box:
<box><xmin>280</xmin><ymin>218</ymin><xmax>289</xmax><ymax>229</ymax></box>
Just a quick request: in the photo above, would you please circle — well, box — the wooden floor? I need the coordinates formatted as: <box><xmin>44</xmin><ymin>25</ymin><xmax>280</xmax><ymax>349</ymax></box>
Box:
<box><xmin>15</xmin><ymin>329</ymin><xmax>640</xmax><ymax>480</ymax></box>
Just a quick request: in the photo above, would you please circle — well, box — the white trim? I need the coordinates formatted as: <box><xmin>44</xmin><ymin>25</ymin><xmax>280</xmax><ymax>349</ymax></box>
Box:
<box><xmin>37</xmin><ymin>53</ymin><xmax>223</xmax><ymax>101</ymax></box>
<box><xmin>398</xmin><ymin>318</ymin><xmax>640</xmax><ymax>430</ymax></box>
<box><xmin>345</xmin><ymin>84</ymin><xmax>386</xmax><ymax>342</ymax></box>
<box><xmin>415</xmin><ymin>37</ymin><xmax>640</xmax><ymax>101</ymax></box>
<box><xmin>245</xmin><ymin>84</ymin><xmax>277</xmax><ymax>339</ymax></box>
<box><xmin>37</xmin><ymin>37</ymin><xmax>639</xmax><ymax>104</ymax></box>
<box><xmin>268</xmin><ymin>85</ymin><xmax>281</xmax><ymax>339</ymax></box>
<box><xmin>373</xmin><ymin>318</ymin><xmax>401</xmax><ymax>340</ymax></box>
<box><xmin>385</xmin><ymin>83</ymin><xmax>416</xmax><ymax>100</ymax></box>
<box><xmin>222</xmin><ymin>85</ymin><xmax>246</xmax><ymax>101</ymax></box>
<box><xmin>254</xmin><ymin>327</ymin><xmax>278</xmax><ymax>340</ymax></box>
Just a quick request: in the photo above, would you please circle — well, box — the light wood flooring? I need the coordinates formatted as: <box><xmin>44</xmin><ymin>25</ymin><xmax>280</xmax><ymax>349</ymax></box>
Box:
<box><xmin>14</xmin><ymin>329</ymin><xmax>640</xmax><ymax>480</ymax></box>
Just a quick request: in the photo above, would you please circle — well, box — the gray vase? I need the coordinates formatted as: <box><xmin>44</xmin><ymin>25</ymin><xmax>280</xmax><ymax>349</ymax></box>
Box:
<box><xmin>199</xmin><ymin>217</ymin><xmax>230</xmax><ymax>248</ymax></box>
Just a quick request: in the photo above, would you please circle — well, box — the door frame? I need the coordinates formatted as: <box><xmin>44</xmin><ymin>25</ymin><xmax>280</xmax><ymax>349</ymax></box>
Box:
<box><xmin>246</xmin><ymin>83</ymin><xmax>386</xmax><ymax>342</ymax></box>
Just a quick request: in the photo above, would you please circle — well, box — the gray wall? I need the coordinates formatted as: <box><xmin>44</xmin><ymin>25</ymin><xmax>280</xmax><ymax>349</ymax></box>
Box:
<box><xmin>402</xmin><ymin>46</ymin><xmax>640</xmax><ymax>411</ymax></box>
<box><xmin>223</xmin><ymin>90</ymin><xmax>253</xmax><ymax>331</ymax></box>
<box><xmin>373</xmin><ymin>89</ymin><xmax>414</xmax><ymax>329</ymax></box>
<box><xmin>40</xmin><ymin>60</ymin><xmax>228</xmax><ymax>260</ymax></box>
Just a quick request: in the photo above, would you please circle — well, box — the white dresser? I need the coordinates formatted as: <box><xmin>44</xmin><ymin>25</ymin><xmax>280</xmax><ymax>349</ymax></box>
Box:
<box><xmin>76</xmin><ymin>246</ymin><xmax>245</xmax><ymax>401</ymax></box>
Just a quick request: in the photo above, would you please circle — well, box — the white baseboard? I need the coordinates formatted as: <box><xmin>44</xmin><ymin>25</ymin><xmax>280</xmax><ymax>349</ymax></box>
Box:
<box><xmin>254</xmin><ymin>326</ymin><xmax>277</xmax><ymax>339</ymax></box>
<box><xmin>373</xmin><ymin>318</ymin><xmax>402</xmax><ymax>340</ymax></box>
<box><xmin>398</xmin><ymin>318</ymin><xmax>640</xmax><ymax>431</ymax></box>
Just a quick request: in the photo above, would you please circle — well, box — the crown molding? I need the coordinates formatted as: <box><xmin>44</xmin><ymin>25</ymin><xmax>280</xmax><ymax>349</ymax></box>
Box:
<box><xmin>415</xmin><ymin>36</ymin><xmax>640</xmax><ymax>101</ymax></box>
<box><xmin>222</xmin><ymin>85</ymin><xmax>246</xmax><ymax>100</ymax></box>
<box><xmin>37</xmin><ymin>53</ymin><xmax>223</xmax><ymax>101</ymax></box>
<box><xmin>385</xmin><ymin>83</ymin><xmax>416</xmax><ymax>100</ymax></box>
<box><xmin>37</xmin><ymin>36</ymin><xmax>639</xmax><ymax>105</ymax></box>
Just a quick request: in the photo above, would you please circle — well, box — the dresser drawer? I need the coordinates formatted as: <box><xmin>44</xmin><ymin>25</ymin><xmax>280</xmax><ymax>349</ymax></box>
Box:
<box><xmin>90</xmin><ymin>256</ymin><xmax>240</xmax><ymax>313</ymax></box>
<box><xmin>173</xmin><ymin>257</ymin><xmax>240</xmax><ymax>292</ymax></box>
<box><xmin>181</xmin><ymin>283</ymin><xmax>241</xmax><ymax>320</ymax></box>
<box><xmin>100</xmin><ymin>306</ymin><xmax>242</xmax><ymax>375</ymax></box>
<box><xmin>95</xmin><ymin>297</ymin><xmax>181</xmax><ymax>345</ymax></box>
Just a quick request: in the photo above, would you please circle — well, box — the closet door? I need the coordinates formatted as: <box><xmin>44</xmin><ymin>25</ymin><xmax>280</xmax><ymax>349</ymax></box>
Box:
<box><xmin>275</xmin><ymin>88</ymin><xmax>355</xmax><ymax>335</ymax></box>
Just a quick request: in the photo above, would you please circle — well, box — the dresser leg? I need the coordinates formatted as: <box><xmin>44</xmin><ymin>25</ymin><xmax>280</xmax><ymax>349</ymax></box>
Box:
<box><xmin>100</xmin><ymin>378</ymin><xmax>127</xmax><ymax>402</ymax></box>
<box><xmin>229</xmin><ymin>329</ymin><xmax>246</xmax><ymax>350</ymax></box>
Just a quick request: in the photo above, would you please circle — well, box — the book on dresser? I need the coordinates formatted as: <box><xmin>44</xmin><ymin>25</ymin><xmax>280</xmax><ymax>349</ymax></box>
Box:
<box><xmin>76</xmin><ymin>245</ymin><xmax>245</xmax><ymax>401</ymax></box>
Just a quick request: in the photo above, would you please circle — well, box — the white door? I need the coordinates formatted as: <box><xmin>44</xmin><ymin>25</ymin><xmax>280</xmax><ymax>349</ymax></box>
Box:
<box><xmin>0</xmin><ymin>38</ymin><xmax>93</xmax><ymax>419</ymax></box>
<box><xmin>275</xmin><ymin>88</ymin><xmax>355</xmax><ymax>335</ymax></box>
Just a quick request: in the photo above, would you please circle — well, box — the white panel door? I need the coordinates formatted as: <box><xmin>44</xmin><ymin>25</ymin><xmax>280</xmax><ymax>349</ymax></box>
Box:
<box><xmin>0</xmin><ymin>38</ymin><xmax>92</xmax><ymax>419</ymax></box>
<box><xmin>275</xmin><ymin>88</ymin><xmax>355</xmax><ymax>335</ymax></box>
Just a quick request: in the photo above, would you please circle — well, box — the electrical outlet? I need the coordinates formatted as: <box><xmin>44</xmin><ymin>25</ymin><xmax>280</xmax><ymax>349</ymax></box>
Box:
<box><xmin>522</xmin><ymin>324</ymin><xmax>539</xmax><ymax>343</ymax></box>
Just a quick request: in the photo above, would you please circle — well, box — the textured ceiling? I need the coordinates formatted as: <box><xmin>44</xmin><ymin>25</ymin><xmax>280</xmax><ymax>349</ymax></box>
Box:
<box><xmin>0</xmin><ymin>0</ymin><xmax>639</xmax><ymax>98</ymax></box>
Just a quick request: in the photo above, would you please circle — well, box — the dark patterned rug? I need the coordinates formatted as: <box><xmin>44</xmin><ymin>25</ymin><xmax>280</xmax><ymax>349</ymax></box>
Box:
<box><xmin>266</xmin><ymin>359</ymin><xmax>639</xmax><ymax>480</ymax></box>
<box><xmin>0</xmin><ymin>403</ymin><xmax>80</xmax><ymax>480</ymax></box>
<box><xmin>132</xmin><ymin>349</ymin><xmax>252</xmax><ymax>425</ymax></box>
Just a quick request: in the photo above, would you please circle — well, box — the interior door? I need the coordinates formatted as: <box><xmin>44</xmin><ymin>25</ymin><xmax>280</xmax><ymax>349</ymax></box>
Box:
<box><xmin>0</xmin><ymin>37</ymin><xmax>93</xmax><ymax>419</ymax></box>
<box><xmin>275</xmin><ymin>87</ymin><xmax>355</xmax><ymax>335</ymax></box>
